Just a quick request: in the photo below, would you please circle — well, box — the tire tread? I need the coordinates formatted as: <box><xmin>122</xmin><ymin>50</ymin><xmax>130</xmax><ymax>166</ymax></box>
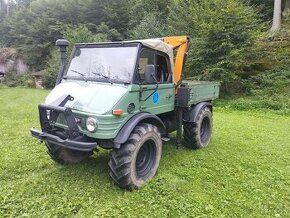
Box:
<box><xmin>183</xmin><ymin>107</ymin><xmax>212</xmax><ymax>149</ymax></box>
<box><xmin>108</xmin><ymin>123</ymin><xmax>161</xmax><ymax>190</ymax></box>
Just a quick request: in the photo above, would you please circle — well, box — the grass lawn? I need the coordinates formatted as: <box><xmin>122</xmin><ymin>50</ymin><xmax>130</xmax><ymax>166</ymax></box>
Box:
<box><xmin>0</xmin><ymin>87</ymin><xmax>289</xmax><ymax>217</ymax></box>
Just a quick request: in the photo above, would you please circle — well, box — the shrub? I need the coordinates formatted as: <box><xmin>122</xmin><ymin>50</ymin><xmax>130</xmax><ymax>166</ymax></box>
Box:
<box><xmin>216</xmin><ymin>94</ymin><xmax>290</xmax><ymax>115</ymax></box>
<box><xmin>246</xmin><ymin>67</ymin><xmax>290</xmax><ymax>95</ymax></box>
<box><xmin>2</xmin><ymin>72</ymin><xmax>34</xmax><ymax>88</ymax></box>
<box><xmin>216</xmin><ymin>65</ymin><xmax>290</xmax><ymax>114</ymax></box>
<box><xmin>42</xmin><ymin>49</ymin><xmax>59</xmax><ymax>89</ymax></box>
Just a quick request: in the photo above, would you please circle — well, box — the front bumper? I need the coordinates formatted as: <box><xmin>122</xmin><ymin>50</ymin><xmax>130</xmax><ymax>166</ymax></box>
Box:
<box><xmin>30</xmin><ymin>128</ymin><xmax>97</xmax><ymax>151</ymax></box>
<box><xmin>31</xmin><ymin>94</ymin><xmax>97</xmax><ymax>152</ymax></box>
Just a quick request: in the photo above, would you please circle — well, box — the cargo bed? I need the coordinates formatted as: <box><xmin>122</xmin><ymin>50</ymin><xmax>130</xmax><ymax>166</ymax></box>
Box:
<box><xmin>182</xmin><ymin>80</ymin><xmax>220</xmax><ymax>106</ymax></box>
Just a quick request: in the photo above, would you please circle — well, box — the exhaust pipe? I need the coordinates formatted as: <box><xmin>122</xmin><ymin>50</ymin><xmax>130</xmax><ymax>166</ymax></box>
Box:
<box><xmin>55</xmin><ymin>39</ymin><xmax>69</xmax><ymax>86</ymax></box>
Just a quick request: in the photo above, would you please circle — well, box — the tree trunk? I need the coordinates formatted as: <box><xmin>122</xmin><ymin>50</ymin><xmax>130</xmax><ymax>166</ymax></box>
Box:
<box><xmin>0</xmin><ymin>0</ymin><xmax>9</xmax><ymax>17</ymax></box>
<box><xmin>271</xmin><ymin>0</ymin><xmax>282</xmax><ymax>33</ymax></box>
<box><xmin>6</xmin><ymin>1</ymin><xmax>9</xmax><ymax>17</ymax></box>
<box><xmin>0</xmin><ymin>0</ymin><xmax>5</xmax><ymax>13</ymax></box>
<box><xmin>284</xmin><ymin>0</ymin><xmax>290</xmax><ymax>13</ymax></box>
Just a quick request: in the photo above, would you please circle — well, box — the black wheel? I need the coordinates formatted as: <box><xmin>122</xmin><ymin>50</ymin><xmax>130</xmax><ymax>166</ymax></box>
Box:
<box><xmin>46</xmin><ymin>142</ymin><xmax>92</xmax><ymax>165</ymax></box>
<box><xmin>183</xmin><ymin>107</ymin><xmax>213</xmax><ymax>149</ymax></box>
<box><xmin>108</xmin><ymin>123</ymin><xmax>162</xmax><ymax>190</ymax></box>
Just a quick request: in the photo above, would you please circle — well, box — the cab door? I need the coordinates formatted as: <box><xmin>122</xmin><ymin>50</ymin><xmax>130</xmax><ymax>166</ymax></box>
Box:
<box><xmin>137</xmin><ymin>48</ymin><xmax>175</xmax><ymax>115</ymax></box>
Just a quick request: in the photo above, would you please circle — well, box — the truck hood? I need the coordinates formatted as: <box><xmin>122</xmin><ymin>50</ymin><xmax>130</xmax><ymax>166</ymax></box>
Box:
<box><xmin>45</xmin><ymin>81</ymin><xmax>128</xmax><ymax>114</ymax></box>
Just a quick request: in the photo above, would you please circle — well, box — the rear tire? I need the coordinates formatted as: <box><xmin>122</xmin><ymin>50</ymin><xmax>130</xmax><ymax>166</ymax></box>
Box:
<box><xmin>108</xmin><ymin>123</ymin><xmax>162</xmax><ymax>190</ymax></box>
<box><xmin>183</xmin><ymin>107</ymin><xmax>212</xmax><ymax>149</ymax></box>
<box><xmin>46</xmin><ymin>143</ymin><xmax>92</xmax><ymax>165</ymax></box>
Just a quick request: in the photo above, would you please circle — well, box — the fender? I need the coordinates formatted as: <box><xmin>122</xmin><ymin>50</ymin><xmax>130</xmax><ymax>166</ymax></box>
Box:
<box><xmin>184</xmin><ymin>102</ymin><xmax>212</xmax><ymax>123</ymax></box>
<box><xmin>113</xmin><ymin>112</ymin><xmax>166</xmax><ymax>148</ymax></box>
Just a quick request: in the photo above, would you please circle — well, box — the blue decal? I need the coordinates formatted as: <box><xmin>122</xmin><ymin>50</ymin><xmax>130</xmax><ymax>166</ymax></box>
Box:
<box><xmin>152</xmin><ymin>92</ymin><xmax>159</xmax><ymax>104</ymax></box>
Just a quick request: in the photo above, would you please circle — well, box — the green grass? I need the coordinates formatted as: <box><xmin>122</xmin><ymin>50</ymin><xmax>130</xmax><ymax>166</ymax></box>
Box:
<box><xmin>0</xmin><ymin>87</ymin><xmax>290</xmax><ymax>217</ymax></box>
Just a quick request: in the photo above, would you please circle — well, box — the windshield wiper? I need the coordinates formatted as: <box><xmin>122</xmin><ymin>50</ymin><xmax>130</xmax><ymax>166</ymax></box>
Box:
<box><xmin>70</xmin><ymin>69</ymin><xmax>85</xmax><ymax>77</ymax></box>
<box><xmin>91</xmin><ymin>72</ymin><xmax>113</xmax><ymax>84</ymax></box>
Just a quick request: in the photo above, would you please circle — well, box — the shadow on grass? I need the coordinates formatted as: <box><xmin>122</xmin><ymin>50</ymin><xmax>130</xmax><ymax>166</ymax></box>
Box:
<box><xmin>44</xmin><ymin>141</ymin><xmax>195</xmax><ymax>192</ymax></box>
<box><xmin>45</xmin><ymin>151</ymin><xmax>117</xmax><ymax>189</ymax></box>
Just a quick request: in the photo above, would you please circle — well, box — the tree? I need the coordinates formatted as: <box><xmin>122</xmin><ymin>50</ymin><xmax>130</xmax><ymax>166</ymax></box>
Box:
<box><xmin>78</xmin><ymin>0</ymin><xmax>129</xmax><ymax>39</ymax></box>
<box><xmin>0</xmin><ymin>0</ymin><xmax>9</xmax><ymax>17</ymax></box>
<box><xmin>128</xmin><ymin>0</ymin><xmax>172</xmax><ymax>30</ymax></box>
<box><xmin>43</xmin><ymin>24</ymin><xmax>105</xmax><ymax>88</ymax></box>
<box><xmin>129</xmin><ymin>13</ymin><xmax>168</xmax><ymax>39</ymax></box>
<box><xmin>0</xmin><ymin>0</ymin><xmax>5</xmax><ymax>12</ymax></box>
<box><xmin>284</xmin><ymin>0</ymin><xmax>290</xmax><ymax>13</ymax></box>
<box><xmin>103</xmin><ymin>0</ymin><xmax>130</xmax><ymax>38</ymax></box>
<box><xmin>168</xmin><ymin>0</ymin><xmax>262</xmax><ymax>96</ymax></box>
<box><xmin>14</xmin><ymin>0</ymin><xmax>32</xmax><ymax>6</ymax></box>
<box><xmin>0</xmin><ymin>0</ymin><xmax>86</xmax><ymax>67</ymax></box>
<box><xmin>271</xmin><ymin>0</ymin><xmax>282</xmax><ymax>33</ymax></box>
<box><xmin>247</xmin><ymin>0</ymin><xmax>274</xmax><ymax>21</ymax></box>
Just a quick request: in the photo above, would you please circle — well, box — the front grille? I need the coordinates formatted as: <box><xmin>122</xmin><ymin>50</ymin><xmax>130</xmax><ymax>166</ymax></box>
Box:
<box><xmin>55</xmin><ymin>113</ymin><xmax>86</xmax><ymax>130</ymax></box>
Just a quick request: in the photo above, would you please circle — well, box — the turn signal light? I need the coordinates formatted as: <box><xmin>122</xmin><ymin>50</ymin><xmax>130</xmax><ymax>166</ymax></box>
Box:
<box><xmin>112</xmin><ymin>109</ymin><xmax>123</xmax><ymax>116</ymax></box>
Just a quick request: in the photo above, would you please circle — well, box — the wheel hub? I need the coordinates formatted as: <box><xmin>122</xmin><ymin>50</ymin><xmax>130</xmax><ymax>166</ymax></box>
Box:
<box><xmin>136</xmin><ymin>139</ymin><xmax>156</xmax><ymax>179</ymax></box>
<box><xmin>200</xmin><ymin>116</ymin><xmax>210</xmax><ymax>143</ymax></box>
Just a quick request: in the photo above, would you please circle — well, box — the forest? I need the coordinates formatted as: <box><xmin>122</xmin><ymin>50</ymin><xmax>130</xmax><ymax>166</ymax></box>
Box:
<box><xmin>0</xmin><ymin>0</ymin><xmax>289</xmax><ymax>111</ymax></box>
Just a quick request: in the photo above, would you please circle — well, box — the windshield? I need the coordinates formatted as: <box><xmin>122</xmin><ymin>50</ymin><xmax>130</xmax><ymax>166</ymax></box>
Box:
<box><xmin>65</xmin><ymin>45</ymin><xmax>138</xmax><ymax>83</ymax></box>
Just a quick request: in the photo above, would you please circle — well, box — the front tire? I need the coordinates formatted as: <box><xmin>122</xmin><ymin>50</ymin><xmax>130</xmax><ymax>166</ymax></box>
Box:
<box><xmin>108</xmin><ymin>123</ymin><xmax>162</xmax><ymax>190</ymax></box>
<box><xmin>183</xmin><ymin>107</ymin><xmax>213</xmax><ymax>149</ymax></box>
<box><xmin>46</xmin><ymin>143</ymin><xmax>92</xmax><ymax>165</ymax></box>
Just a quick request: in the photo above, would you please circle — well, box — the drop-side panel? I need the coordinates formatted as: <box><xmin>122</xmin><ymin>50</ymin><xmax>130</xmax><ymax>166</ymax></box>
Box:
<box><xmin>183</xmin><ymin>81</ymin><xmax>220</xmax><ymax>106</ymax></box>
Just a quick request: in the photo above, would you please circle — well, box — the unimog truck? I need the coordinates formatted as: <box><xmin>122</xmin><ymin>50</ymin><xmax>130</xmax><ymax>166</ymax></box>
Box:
<box><xmin>31</xmin><ymin>36</ymin><xmax>219</xmax><ymax>190</ymax></box>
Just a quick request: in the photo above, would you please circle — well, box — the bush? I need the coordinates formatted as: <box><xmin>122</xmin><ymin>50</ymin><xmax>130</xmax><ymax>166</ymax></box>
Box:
<box><xmin>216</xmin><ymin>66</ymin><xmax>290</xmax><ymax>114</ymax></box>
<box><xmin>245</xmin><ymin>67</ymin><xmax>290</xmax><ymax>95</ymax></box>
<box><xmin>42</xmin><ymin>49</ymin><xmax>59</xmax><ymax>89</ymax></box>
<box><xmin>216</xmin><ymin>94</ymin><xmax>290</xmax><ymax>115</ymax></box>
<box><xmin>2</xmin><ymin>72</ymin><xmax>34</xmax><ymax>88</ymax></box>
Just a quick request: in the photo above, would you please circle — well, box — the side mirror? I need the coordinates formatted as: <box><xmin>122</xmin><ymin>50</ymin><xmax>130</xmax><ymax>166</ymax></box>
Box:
<box><xmin>55</xmin><ymin>39</ymin><xmax>69</xmax><ymax>86</ymax></box>
<box><xmin>144</xmin><ymin>64</ymin><xmax>156</xmax><ymax>84</ymax></box>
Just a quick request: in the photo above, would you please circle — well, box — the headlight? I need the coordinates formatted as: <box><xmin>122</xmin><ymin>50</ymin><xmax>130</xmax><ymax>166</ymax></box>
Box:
<box><xmin>86</xmin><ymin>117</ymin><xmax>97</xmax><ymax>132</ymax></box>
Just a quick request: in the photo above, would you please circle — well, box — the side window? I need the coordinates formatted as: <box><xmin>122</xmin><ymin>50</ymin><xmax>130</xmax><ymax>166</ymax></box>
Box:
<box><xmin>136</xmin><ymin>49</ymin><xmax>171</xmax><ymax>84</ymax></box>
<box><xmin>156</xmin><ymin>54</ymin><xmax>170</xmax><ymax>83</ymax></box>
<box><xmin>138</xmin><ymin>49</ymin><xmax>155</xmax><ymax>75</ymax></box>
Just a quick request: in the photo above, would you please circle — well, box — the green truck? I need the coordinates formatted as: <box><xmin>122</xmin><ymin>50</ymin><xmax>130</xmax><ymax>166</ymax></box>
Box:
<box><xmin>31</xmin><ymin>36</ymin><xmax>220</xmax><ymax>190</ymax></box>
